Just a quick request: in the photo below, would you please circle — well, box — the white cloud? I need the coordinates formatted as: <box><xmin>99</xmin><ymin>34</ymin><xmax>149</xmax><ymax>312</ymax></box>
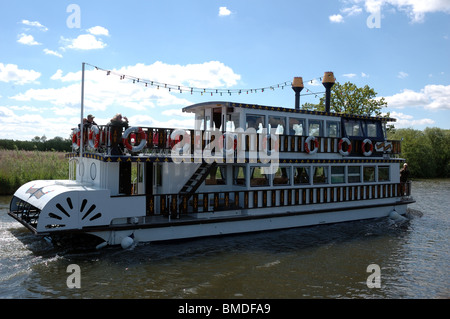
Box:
<box><xmin>329</xmin><ymin>14</ymin><xmax>344</xmax><ymax>23</ymax></box>
<box><xmin>397</xmin><ymin>71</ymin><xmax>409</xmax><ymax>79</ymax></box>
<box><xmin>21</xmin><ymin>19</ymin><xmax>48</xmax><ymax>31</ymax></box>
<box><xmin>43</xmin><ymin>49</ymin><xmax>63</xmax><ymax>58</ymax></box>
<box><xmin>17</xmin><ymin>33</ymin><xmax>41</xmax><ymax>46</ymax></box>
<box><xmin>87</xmin><ymin>26</ymin><xmax>110</xmax><ymax>36</ymax></box>
<box><xmin>343</xmin><ymin>73</ymin><xmax>357</xmax><ymax>78</ymax></box>
<box><xmin>12</xmin><ymin>61</ymin><xmax>241</xmax><ymax>115</ymax></box>
<box><xmin>0</xmin><ymin>63</ymin><xmax>41</xmax><ymax>85</ymax></box>
<box><xmin>347</xmin><ymin>0</ymin><xmax>450</xmax><ymax>23</ymax></box>
<box><xmin>219</xmin><ymin>7</ymin><xmax>232</xmax><ymax>16</ymax></box>
<box><xmin>361</xmin><ymin>72</ymin><xmax>369</xmax><ymax>77</ymax></box>
<box><xmin>389</xmin><ymin>111</ymin><xmax>435</xmax><ymax>128</ymax></box>
<box><xmin>384</xmin><ymin>84</ymin><xmax>450</xmax><ymax>110</ymax></box>
<box><xmin>62</xmin><ymin>34</ymin><xmax>107</xmax><ymax>50</ymax></box>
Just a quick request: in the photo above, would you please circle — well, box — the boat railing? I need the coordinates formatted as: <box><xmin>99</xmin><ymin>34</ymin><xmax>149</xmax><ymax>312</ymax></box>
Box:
<box><xmin>71</xmin><ymin>125</ymin><xmax>402</xmax><ymax>157</ymax></box>
<box><xmin>136</xmin><ymin>182</ymin><xmax>407</xmax><ymax>218</ymax></box>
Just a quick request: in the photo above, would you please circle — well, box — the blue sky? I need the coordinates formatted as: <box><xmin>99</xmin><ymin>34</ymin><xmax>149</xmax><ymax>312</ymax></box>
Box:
<box><xmin>0</xmin><ymin>0</ymin><xmax>449</xmax><ymax>140</ymax></box>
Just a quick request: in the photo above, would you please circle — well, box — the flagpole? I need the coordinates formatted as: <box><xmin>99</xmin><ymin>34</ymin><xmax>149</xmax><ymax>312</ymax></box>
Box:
<box><xmin>80</xmin><ymin>62</ymin><xmax>85</xmax><ymax>166</ymax></box>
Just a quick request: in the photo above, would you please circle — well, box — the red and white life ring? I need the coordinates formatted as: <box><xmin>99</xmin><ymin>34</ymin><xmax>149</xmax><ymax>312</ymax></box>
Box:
<box><xmin>338</xmin><ymin>137</ymin><xmax>352</xmax><ymax>156</ymax></box>
<box><xmin>88</xmin><ymin>125</ymin><xmax>100</xmax><ymax>150</ymax></box>
<box><xmin>123</xmin><ymin>127</ymin><xmax>147</xmax><ymax>153</ymax></box>
<box><xmin>362</xmin><ymin>139</ymin><xmax>373</xmax><ymax>156</ymax></box>
<box><xmin>72</xmin><ymin>128</ymin><xmax>80</xmax><ymax>150</ymax></box>
<box><xmin>304</xmin><ymin>136</ymin><xmax>319</xmax><ymax>154</ymax></box>
<box><xmin>170</xmin><ymin>129</ymin><xmax>191</xmax><ymax>154</ymax></box>
<box><xmin>221</xmin><ymin>132</ymin><xmax>237</xmax><ymax>156</ymax></box>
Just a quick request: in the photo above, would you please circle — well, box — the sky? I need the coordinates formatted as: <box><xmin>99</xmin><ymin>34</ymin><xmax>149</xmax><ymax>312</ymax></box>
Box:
<box><xmin>0</xmin><ymin>0</ymin><xmax>449</xmax><ymax>141</ymax></box>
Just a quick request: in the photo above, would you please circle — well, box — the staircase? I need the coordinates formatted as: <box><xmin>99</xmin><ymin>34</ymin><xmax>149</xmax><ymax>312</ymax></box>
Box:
<box><xmin>179</xmin><ymin>162</ymin><xmax>217</xmax><ymax>197</ymax></box>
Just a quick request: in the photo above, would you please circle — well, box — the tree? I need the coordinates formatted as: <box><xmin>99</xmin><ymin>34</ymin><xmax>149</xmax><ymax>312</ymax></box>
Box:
<box><xmin>303</xmin><ymin>81</ymin><xmax>388</xmax><ymax>117</ymax></box>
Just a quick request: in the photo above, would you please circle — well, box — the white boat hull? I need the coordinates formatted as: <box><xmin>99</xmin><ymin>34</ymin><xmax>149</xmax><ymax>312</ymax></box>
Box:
<box><xmin>90</xmin><ymin>202</ymin><xmax>409</xmax><ymax>246</ymax></box>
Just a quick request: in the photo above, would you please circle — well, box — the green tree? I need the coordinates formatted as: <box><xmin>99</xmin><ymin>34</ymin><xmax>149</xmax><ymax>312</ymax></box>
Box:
<box><xmin>303</xmin><ymin>81</ymin><xmax>388</xmax><ymax>117</ymax></box>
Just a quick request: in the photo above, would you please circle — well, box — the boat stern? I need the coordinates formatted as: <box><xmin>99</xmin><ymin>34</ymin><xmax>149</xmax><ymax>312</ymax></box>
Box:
<box><xmin>8</xmin><ymin>180</ymin><xmax>111</xmax><ymax>235</ymax></box>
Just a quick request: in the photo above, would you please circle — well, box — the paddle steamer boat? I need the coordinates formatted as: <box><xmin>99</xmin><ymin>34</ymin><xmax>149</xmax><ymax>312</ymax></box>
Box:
<box><xmin>8</xmin><ymin>72</ymin><xmax>414</xmax><ymax>248</ymax></box>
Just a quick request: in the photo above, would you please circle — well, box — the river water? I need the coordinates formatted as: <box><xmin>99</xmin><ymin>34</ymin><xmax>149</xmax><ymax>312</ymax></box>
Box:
<box><xmin>0</xmin><ymin>179</ymin><xmax>448</xmax><ymax>299</ymax></box>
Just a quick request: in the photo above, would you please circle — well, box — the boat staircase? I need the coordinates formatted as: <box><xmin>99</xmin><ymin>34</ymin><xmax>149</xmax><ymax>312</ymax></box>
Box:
<box><xmin>174</xmin><ymin>162</ymin><xmax>217</xmax><ymax>217</ymax></box>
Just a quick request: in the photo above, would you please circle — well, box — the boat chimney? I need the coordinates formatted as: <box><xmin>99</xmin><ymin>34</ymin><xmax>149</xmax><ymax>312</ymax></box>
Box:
<box><xmin>322</xmin><ymin>71</ymin><xmax>335</xmax><ymax>113</ymax></box>
<box><xmin>292</xmin><ymin>77</ymin><xmax>304</xmax><ymax>110</ymax></box>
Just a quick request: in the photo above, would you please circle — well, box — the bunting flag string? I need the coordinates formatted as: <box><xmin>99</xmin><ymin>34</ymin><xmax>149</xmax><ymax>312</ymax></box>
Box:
<box><xmin>86</xmin><ymin>63</ymin><xmax>325</xmax><ymax>97</ymax></box>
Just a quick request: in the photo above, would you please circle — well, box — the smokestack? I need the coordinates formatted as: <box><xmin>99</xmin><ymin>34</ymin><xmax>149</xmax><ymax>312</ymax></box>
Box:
<box><xmin>292</xmin><ymin>77</ymin><xmax>304</xmax><ymax>110</ymax></box>
<box><xmin>322</xmin><ymin>71</ymin><xmax>335</xmax><ymax>113</ymax></box>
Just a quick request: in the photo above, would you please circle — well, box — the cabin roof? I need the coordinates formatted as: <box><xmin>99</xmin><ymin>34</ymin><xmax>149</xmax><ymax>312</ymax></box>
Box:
<box><xmin>182</xmin><ymin>101</ymin><xmax>396</xmax><ymax>122</ymax></box>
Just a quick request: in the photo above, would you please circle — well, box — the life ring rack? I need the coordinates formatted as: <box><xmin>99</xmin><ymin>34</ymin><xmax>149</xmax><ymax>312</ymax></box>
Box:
<box><xmin>338</xmin><ymin>137</ymin><xmax>352</xmax><ymax>156</ymax></box>
<box><xmin>122</xmin><ymin>127</ymin><xmax>147</xmax><ymax>153</ymax></box>
<box><xmin>304</xmin><ymin>135</ymin><xmax>319</xmax><ymax>154</ymax></box>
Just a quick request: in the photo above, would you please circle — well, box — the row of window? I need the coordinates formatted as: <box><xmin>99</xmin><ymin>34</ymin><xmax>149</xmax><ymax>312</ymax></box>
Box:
<box><xmin>206</xmin><ymin>165</ymin><xmax>391</xmax><ymax>187</ymax></box>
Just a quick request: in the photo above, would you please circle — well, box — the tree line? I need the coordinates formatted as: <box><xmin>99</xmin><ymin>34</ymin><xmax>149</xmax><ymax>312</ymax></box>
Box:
<box><xmin>388</xmin><ymin>127</ymin><xmax>450</xmax><ymax>179</ymax></box>
<box><xmin>0</xmin><ymin>136</ymin><xmax>72</xmax><ymax>152</ymax></box>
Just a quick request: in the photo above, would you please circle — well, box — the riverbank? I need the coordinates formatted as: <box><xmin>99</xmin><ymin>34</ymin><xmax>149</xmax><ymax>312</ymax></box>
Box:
<box><xmin>0</xmin><ymin>150</ymin><xmax>68</xmax><ymax>195</ymax></box>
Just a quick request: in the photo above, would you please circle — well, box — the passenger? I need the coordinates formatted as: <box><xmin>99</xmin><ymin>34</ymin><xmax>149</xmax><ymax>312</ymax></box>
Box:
<box><xmin>400</xmin><ymin>163</ymin><xmax>410</xmax><ymax>195</ymax></box>
<box><xmin>108</xmin><ymin>114</ymin><xmax>129</xmax><ymax>155</ymax></box>
<box><xmin>86</xmin><ymin>114</ymin><xmax>97</xmax><ymax>128</ymax></box>
<box><xmin>108</xmin><ymin>113</ymin><xmax>129</xmax><ymax>128</ymax></box>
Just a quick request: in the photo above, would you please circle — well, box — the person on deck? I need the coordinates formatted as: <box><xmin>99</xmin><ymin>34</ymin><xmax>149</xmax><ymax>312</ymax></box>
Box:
<box><xmin>400</xmin><ymin>163</ymin><xmax>410</xmax><ymax>195</ymax></box>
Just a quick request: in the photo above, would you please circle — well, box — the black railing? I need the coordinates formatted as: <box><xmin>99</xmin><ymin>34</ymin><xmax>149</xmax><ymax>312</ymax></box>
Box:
<box><xmin>144</xmin><ymin>182</ymin><xmax>407</xmax><ymax>218</ymax></box>
<box><xmin>72</xmin><ymin>125</ymin><xmax>402</xmax><ymax>156</ymax></box>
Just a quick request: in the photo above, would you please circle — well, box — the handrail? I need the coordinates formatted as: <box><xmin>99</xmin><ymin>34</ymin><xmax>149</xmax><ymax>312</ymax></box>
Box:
<box><xmin>143</xmin><ymin>182</ymin><xmax>408</xmax><ymax>218</ymax></box>
<box><xmin>71</xmin><ymin>125</ymin><xmax>402</xmax><ymax>156</ymax></box>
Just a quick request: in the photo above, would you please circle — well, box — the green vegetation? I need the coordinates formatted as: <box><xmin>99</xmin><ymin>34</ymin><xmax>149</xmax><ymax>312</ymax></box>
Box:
<box><xmin>388</xmin><ymin>127</ymin><xmax>450</xmax><ymax>179</ymax></box>
<box><xmin>0</xmin><ymin>150</ymin><xmax>69</xmax><ymax>195</ymax></box>
<box><xmin>303</xmin><ymin>81</ymin><xmax>388</xmax><ymax>117</ymax></box>
<box><xmin>0</xmin><ymin>136</ymin><xmax>71</xmax><ymax>152</ymax></box>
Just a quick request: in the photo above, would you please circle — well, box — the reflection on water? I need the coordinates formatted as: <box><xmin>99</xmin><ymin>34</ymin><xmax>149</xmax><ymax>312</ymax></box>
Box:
<box><xmin>0</xmin><ymin>179</ymin><xmax>449</xmax><ymax>299</ymax></box>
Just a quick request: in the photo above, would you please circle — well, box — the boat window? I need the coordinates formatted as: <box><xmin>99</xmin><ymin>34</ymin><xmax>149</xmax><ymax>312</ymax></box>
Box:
<box><xmin>289</xmin><ymin>118</ymin><xmax>305</xmax><ymax>135</ymax></box>
<box><xmin>326</xmin><ymin>121</ymin><xmax>340</xmax><ymax>138</ymax></box>
<box><xmin>195</xmin><ymin>110</ymin><xmax>205</xmax><ymax>130</ymax></box>
<box><xmin>246</xmin><ymin>114</ymin><xmax>265</xmax><ymax>133</ymax></box>
<box><xmin>294</xmin><ymin>166</ymin><xmax>310</xmax><ymax>184</ymax></box>
<box><xmin>233</xmin><ymin>166</ymin><xmax>246</xmax><ymax>186</ymax></box>
<box><xmin>226</xmin><ymin>113</ymin><xmax>240</xmax><ymax>132</ymax></box>
<box><xmin>363</xmin><ymin>166</ymin><xmax>375</xmax><ymax>182</ymax></box>
<box><xmin>205</xmin><ymin>115</ymin><xmax>211</xmax><ymax>131</ymax></box>
<box><xmin>348</xmin><ymin>166</ymin><xmax>361</xmax><ymax>183</ymax></box>
<box><xmin>331</xmin><ymin>166</ymin><xmax>345</xmax><ymax>184</ymax></box>
<box><xmin>206</xmin><ymin>165</ymin><xmax>227</xmax><ymax>185</ymax></box>
<box><xmin>364</xmin><ymin>121</ymin><xmax>380</xmax><ymax>138</ymax></box>
<box><xmin>344</xmin><ymin>119</ymin><xmax>363</xmax><ymax>137</ymax></box>
<box><xmin>308</xmin><ymin>120</ymin><xmax>323</xmax><ymax>137</ymax></box>
<box><xmin>273</xmin><ymin>167</ymin><xmax>291</xmax><ymax>185</ymax></box>
<box><xmin>250</xmin><ymin>166</ymin><xmax>269</xmax><ymax>187</ymax></box>
<box><xmin>313</xmin><ymin>166</ymin><xmax>328</xmax><ymax>184</ymax></box>
<box><xmin>378</xmin><ymin>166</ymin><xmax>390</xmax><ymax>182</ymax></box>
<box><xmin>268</xmin><ymin>116</ymin><xmax>286</xmax><ymax>135</ymax></box>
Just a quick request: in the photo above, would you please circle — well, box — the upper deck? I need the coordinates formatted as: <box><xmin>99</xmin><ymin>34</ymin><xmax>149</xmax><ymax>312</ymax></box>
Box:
<box><xmin>70</xmin><ymin>100</ymin><xmax>401</xmax><ymax>163</ymax></box>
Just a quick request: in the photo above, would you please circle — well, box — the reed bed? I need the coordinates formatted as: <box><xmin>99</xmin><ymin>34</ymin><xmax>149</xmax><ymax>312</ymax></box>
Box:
<box><xmin>0</xmin><ymin>150</ymin><xmax>69</xmax><ymax>195</ymax></box>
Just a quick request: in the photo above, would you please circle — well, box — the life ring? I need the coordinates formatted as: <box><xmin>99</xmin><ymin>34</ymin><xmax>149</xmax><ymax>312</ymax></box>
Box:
<box><xmin>221</xmin><ymin>132</ymin><xmax>237</xmax><ymax>156</ymax></box>
<box><xmin>88</xmin><ymin>125</ymin><xmax>100</xmax><ymax>150</ymax></box>
<box><xmin>123</xmin><ymin>127</ymin><xmax>147</xmax><ymax>152</ymax></box>
<box><xmin>262</xmin><ymin>135</ymin><xmax>279</xmax><ymax>152</ymax></box>
<box><xmin>362</xmin><ymin>139</ymin><xmax>373</xmax><ymax>156</ymax></box>
<box><xmin>170</xmin><ymin>129</ymin><xmax>191</xmax><ymax>154</ymax></box>
<box><xmin>72</xmin><ymin>128</ymin><xmax>80</xmax><ymax>150</ymax></box>
<box><xmin>338</xmin><ymin>137</ymin><xmax>352</xmax><ymax>156</ymax></box>
<box><xmin>304</xmin><ymin>136</ymin><xmax>319</xmax><ymax>154</ymax></box>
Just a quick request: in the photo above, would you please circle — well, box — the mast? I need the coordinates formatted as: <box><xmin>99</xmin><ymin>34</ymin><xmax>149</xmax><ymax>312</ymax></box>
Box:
<box><xmin>80</xmin><ymin>62</ymin><xmax>85</xmax><ymax>165</ymax></box>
